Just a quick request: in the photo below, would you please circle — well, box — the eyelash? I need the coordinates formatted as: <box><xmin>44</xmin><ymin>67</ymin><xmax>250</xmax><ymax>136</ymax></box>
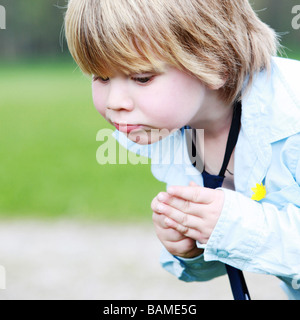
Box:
<box><xmin>132</xmin><ymin>76</ymin><xmax>154</xmax><ymax>84</ymax></box>
<box><xmin>93</xmin><ymin>76</ymin><xmax>109</xmax><ymax>83</ymax></box>
<box><xmin>93</xmin><ymin>75</ymin><xmax>154</xmax><ymax>84</ymax></box>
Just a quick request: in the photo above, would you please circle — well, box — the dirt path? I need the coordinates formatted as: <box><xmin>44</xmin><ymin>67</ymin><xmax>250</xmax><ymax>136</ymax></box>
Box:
<box><xmin>0</xmin><ymin>219</ymin><xmax>287</xmax><ymax>300</ymax></box>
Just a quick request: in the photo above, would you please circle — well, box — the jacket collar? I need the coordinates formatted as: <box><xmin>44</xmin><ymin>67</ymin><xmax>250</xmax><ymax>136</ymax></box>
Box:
<box><xmin>235</xmin><ymin>57</ymin><xmax>300</xmax><ymax>196</ymax></box>
<box><xmin>242</xmin><ymin>57</ymin><xmax>300</xmax><ymax>145</ymax></box>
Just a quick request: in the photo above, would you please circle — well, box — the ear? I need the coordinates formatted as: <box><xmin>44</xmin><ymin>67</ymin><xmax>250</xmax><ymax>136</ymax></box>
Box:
<box><xmin>209</xmin><ymin>77</ymin><xmax>227</xmax><ymax>90</ymax></box>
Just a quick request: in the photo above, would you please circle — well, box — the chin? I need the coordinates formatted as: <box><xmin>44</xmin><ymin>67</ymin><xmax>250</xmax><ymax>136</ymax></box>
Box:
<box><xmin>127</xmin><ymin>128</ymin><xmax>177</xmax><ymax>145</ymax></box>
<box><xmin>127</xmin><ymin>134</ymin><xmax>154</xmax><ymax>145</ymax></box>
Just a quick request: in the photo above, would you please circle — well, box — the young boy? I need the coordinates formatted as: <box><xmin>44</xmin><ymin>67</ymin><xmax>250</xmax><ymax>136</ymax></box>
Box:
<box><xmin>65</xmin><ymin>0</ymin><xmax>300</xmax><ymax>299</ymax></box>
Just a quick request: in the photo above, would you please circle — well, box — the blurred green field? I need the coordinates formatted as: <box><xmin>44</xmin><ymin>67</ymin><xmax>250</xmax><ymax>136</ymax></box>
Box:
<box><xmin>1</xmin><ymin>52</ymin><xmax>299</xmax><ymax>222</ymax></box>
<box><xmin>0</xmin><ymin>59</ymin><xmax>165</xmax><ymax>222</ymax></box>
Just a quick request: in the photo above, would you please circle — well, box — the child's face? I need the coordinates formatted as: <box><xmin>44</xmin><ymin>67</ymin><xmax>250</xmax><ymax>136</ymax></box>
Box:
<box><xmin>92</xmin><ymin>65</ymin><xmax>208</xmax><ymax>145</ymax></box>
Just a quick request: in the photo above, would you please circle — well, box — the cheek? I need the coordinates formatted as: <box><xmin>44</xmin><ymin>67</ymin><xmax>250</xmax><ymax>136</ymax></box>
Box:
<box><xmin>142</xmin><ymin>81</ymin><xmax>204</xmax><ymax>129</ymax></box>
<box><xmin>92</xmin><ymin>83</ymin><xmax>106</xmax><ymax>117</ymax></box>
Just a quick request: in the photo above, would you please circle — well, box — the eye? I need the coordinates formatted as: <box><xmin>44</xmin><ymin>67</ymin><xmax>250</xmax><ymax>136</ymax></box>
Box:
<box><xmin>93</xmin><ymin>76</ymin><xmax>110</xmax><ymax>83</ymax></box>
<box><xmin>132</xmin><ymin>76</ymin><xmax>154</xmax><ymax>84</ymax></box>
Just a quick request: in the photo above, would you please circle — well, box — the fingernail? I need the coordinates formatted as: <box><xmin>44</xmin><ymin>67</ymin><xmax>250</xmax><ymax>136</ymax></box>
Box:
<box><xmin>157</xmin><ymin>193</ymin><xmax>166</xmax><ymax>201</ymax></box>
<box><xmin>167</xmin><ymin>187</ymin><xmax>175</xmax><ymax>195</ymax></box>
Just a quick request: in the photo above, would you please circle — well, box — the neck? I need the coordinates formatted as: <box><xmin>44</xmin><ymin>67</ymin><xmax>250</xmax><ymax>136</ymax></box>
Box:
<box><xmin>189</xmin><ymin>88</ymin><xmax>233</xmax><ymax>138</ymax></box>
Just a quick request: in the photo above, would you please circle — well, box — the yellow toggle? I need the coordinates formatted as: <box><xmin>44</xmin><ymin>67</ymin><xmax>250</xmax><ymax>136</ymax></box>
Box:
<box><xmin>251</xmin><ymin>183</ymin><xmax>266</xmax><ymax>201</ymax></box>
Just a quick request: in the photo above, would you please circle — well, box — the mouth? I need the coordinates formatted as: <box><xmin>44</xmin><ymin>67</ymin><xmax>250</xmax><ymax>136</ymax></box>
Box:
<box><xmin>113</xmin><ymin>123</ymin><xmax>145</xmax><ymax>134</ymax></box>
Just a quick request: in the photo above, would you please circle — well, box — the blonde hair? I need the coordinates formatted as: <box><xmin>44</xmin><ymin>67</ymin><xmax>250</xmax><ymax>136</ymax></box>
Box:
<box><xmin>65</xmin><ymin>0</ymin><xmax>279</xmax><ymax>104</ymax></box>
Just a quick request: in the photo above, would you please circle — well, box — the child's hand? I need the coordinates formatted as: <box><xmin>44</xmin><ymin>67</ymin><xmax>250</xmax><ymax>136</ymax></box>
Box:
<box><xmin>151</xmin><ymin>196</ymin><xmax>203</xmax><ymax>259</ymax></box>
<box><xmin>152</xmin><ymin>182</ymin><xmax>224</xmax><ymax>246</ymax></box>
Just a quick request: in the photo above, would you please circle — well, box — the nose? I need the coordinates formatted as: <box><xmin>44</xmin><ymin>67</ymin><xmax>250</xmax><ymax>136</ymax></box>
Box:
<box><xmin>106</xmin><ymin>79</ymin><xmax>134</xmax><ymax>112</ymax></box>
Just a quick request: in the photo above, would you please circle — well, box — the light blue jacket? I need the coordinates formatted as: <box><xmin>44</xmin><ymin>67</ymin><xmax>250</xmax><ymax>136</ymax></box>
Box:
<box><xmin>113</xmin><ymin>57</ymin><xmax>300</xmax><ymax>299</ymax></box>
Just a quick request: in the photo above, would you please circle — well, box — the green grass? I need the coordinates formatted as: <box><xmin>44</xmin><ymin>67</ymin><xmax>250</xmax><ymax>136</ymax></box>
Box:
<box><xmin>0</xmin><ymin>59</ymin><xmax>165</xmax><ymax>222</ymax></box>
<box><xmin>1</xmin><ymin>52</ymin><xmax>299</xmax><ymax>222</ymax></box>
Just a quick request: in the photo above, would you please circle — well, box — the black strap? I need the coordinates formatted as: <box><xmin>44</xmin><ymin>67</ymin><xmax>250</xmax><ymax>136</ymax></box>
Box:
<box><xmin>221</xmin><ymin>101</ymin><xmax>251</xmax><ymax>300</ymax></box>
<box><xmin>191</xmin><ymin>101</ymin><xmax>242</xmax><ymax>179</ymax></box>
<box><xmin>226</xmin><ymin>265</ymin><xmax>251</xmax><ymax>300</ymax></box>
<box><xmin>219</xmin><ymin>101</ymin><xmax>242</xmax><ymax>177</ymax></box>
<box><xmin>191</xmin><ymin>100</ymin><xmax>251</xmax><ymax>300</ymax></box>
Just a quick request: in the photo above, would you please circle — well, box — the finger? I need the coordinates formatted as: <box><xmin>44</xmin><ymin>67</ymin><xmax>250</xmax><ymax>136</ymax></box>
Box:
<box><xmin>159</xmin><ymin>225</ymin><xmax>187</xmax><ymax>242</ymax></box>
<box><xmin>157</xmin><ymin>192</ymin><xmax>206</xmax><ymax>217</ymax></box>
<box><xmin>152</xmin><ymin>211</ymin><xmax>173</xmax><ymax>229</ymax></box>
<box><xmin>151</xmin><ymin>196</ymin><xmax>160</xmax><ymax>212</ymax></box>
<box><xmin>156</xmin><ymin>202</ymin><xmax>203</xmax><ymax>231</ymax></box>
<box><xmin>167</xmin><ymin>185</ymin><xmax>215</xmax><ymax>204</ymax></box>
<box><xmin>165</xmin><ymin>218</ymin><xmax>206</xmax><ymax>243</ymax></box>
<box><xmin>151</xmin><ymin>195</ymin><xmax>167</xmax><ymax>213</ymax></box>
<box><xmin>164</xmin><ymin>237</ymin><xmax>201</xmax><ymax>258</ymax></box>
<box><xmin>152</xmin><ymin>212</ymin><xmax>187</xmax><ymax>241</ymax></box>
